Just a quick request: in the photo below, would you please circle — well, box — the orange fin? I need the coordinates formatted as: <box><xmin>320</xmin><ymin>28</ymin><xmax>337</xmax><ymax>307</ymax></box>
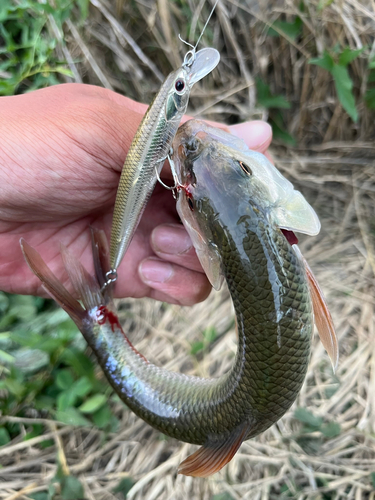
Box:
<box><xmin>178</xmin><ymin>423</ymin><xmax>250</xmax><ymax>477</ymax></box>
<box><xmin>294</xmin><ymin>245</ymin><xmax>339</xmax><ymax>371</ymax></box>
<box><xmin>20</xmin><ymin>239</ymin><xmax>86</xmax><ymax>328</ymax></box>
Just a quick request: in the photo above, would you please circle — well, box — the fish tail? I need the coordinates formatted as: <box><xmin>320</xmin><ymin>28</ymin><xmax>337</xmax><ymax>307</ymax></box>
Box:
<box><xmin>20</xmin><ymin>229</ymin><xmax>111</xmax><ymax>328</ymax></box>
<box><xmin>20</xmin><ymin>238</ymin><xmax>88</xmax><ymax>329</ymax></box>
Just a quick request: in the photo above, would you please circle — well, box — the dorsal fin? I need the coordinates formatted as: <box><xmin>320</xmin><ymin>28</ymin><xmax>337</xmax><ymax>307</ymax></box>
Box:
<box><xmin>178</xmin><ymin>422</ymin><xmax>251</xmax><ymax>477</ymax></box>
<box><xmin>294</xmin><ymin>245</ymin><xmax>339</xmax><ymax>371</ymax></box>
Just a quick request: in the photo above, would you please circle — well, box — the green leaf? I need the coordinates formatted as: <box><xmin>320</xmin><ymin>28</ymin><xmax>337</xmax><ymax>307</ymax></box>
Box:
<box><xmin>71</xmin><ymin>377</ymin><xmax>92</xmax><ymax>398</ymax></box>
<box><xmin>0</xmin><ymin>292</ymin><xmax>9</xmax><ymax>313</ymax></box>
<box><xmin>61</xmin><ymin>475</ymin><xmax>84</xmax><ymax>500</ymax></box>
<box><xmin>318</xmin><ymin>0</ymin><xmax>335</xmax><ymax>10</ymax></box>
<box><xmin>57</xmin><ymin>391</ymin><xmax>78</xmax><ymax>412</ymax></box>
<box><xmin>190</xmin><ymin>341</ymin><xmax>205</xmax><ymax>355</ymax></box>
<box><xmin>29</xmin><ymin>493</ymin><xmax>49</xmax><ymax>500</ymax></box>
<box><xmin>270</xmin><ymin>118</ymin><xmax>296</xmax><ymax>146</ymax></box>
<box><xmin>331</xmin><ymin>64</ymin><xmax>358</xmax><ymax>121</ymax></box>
<box><xmin>76</xmin><ymin>0</ymin><xmax>90</xmax><ymax>21</ymax></box>
<box><xmin>38</xmin><ymin>438</ymin><xmax>54</xmax><ymax>449</ymax></box>
<box><xmin>9</xmin><ymin>295</ymin><xmax>37</xmax><ymax>321</ymax></box>
<box><xmin>13</xmin><ymin>348</ymin><xmax>49</xmax><ymax>374</ymax></box>
<box><xmin>365</xmin><ymin>88</ymin><xmax>375</xmax><ymax>109</ymax></box>
<box><xmin>294</xmin><ymin>408</ymin><xmax>323</xmax><ymax>428</ymax></box>
<box><xmin>92</xmin><ymin>404</ymin><xmax>112</xmax><ymax>429</ymax></box>
<box><xmin>338</xmin><ymin>47</ymin><xmax>365</xmax><ymax>66</ymax></box>
<box><xmin>79</xmin><ymin>394</ymin><xmax>107</xmax><ymax>414</ymax></box>
<box><xmin>211</xmin><ymin>494</ymin><xmax>236</xmax><ymax>500</ymax></box>
<box><xmin>3</xmin><ymin>378</ymin><xmax>25</xmax><ymax>398</ymax></box>
<box><xmin>204</xmin><ymin>326</ymin><xmax>217</xmax><ymax>343</ymax></box>
<box><xmin>270</xmin><ymin>18</ymin><xmax>302</xmax><ymax>40</ymax></box>
<box><xmin>61</xmin><ymin>349</ymin><xmax>94</xmax><ymax>377</ymax></box>
<box><xmin>256</xmin><ymin>78</ymin><xmax>291</xmax><ymax>109</ymax></box>
<box><xmin>113</xmin><ymin>477</ymin><xmax>135</xmax><ymax>498</ymax></box>
<box><xmin>23</xmin><ymin>424</ymin><xmax>43</xmax><ymax>441</ymax></box>
<box><xmin>56</xmin><ymin>370</ymin><xmax>75</xmax><ymax>391</ymax></box>
<box><xmin>0</xmin><ymin>427</ymin><xmax>11</xmax><ymax>446</ymax></box>
<box><xmin>309</xmin><ymin>52</ymin><xmax>334</xmax><ymax>71</ymax></box>
<box><xmin>371</xmin><ymin>472</ymin><xmax>375</xmax><ymax>488</ymax></box>
<box><xmin>321</xmin><ymin>422</ymin><xmax>341</xmax><ymax>437</ymax></box>
<box><xmin>0</xmin><ymin>349</ymin><xmax>15</xmax><ymax>364</ymax></box>
<box><xmin>55</xmin><ymin>408</ymin><xmax>91</xmax><ymax>427</ymax></box>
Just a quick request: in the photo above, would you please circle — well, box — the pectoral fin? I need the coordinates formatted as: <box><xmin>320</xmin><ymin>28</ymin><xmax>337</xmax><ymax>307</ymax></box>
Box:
<box><xmin>272</xmin><ymin>190</ymin><xmax>321</xmax><ymax>236</ymax></box>
<box><xmin>294</xmin><ymin>245</ymin><xmax>338</xmax><ymax>371</ymax></box>
<box><xmin>178</xmin><ymin>423</ymin><xmax>250</xmax><ymax>477</ymax></box>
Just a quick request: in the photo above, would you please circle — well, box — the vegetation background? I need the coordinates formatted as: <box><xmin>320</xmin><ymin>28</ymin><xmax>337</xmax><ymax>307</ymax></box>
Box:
<box><xmin>1</xmin><ymin>0</ymin><xmax>374</xmax><ymax>499</ymax></box>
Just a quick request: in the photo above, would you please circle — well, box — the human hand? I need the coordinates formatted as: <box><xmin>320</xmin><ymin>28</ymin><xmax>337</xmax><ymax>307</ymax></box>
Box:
<box><xmin>0</xmin><ymin>83</ymin><xmax>272</xmax><ymax>305</ymax></box>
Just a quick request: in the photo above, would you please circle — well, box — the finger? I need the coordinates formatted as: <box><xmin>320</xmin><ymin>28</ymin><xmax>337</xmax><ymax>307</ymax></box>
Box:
<box><xmin>228</xmin><ymin>120</ymin><xmax>272</xmax><ymax>154</ymax></box>
<box><xmin>138</xmin><ymin>257</ymin><xmax>211</xmax><ymax>306</ymax></box>
<box><xmin>150</xmin><ymin>224</ymin><xmax>203</xmax><ymax>273</ymax></box>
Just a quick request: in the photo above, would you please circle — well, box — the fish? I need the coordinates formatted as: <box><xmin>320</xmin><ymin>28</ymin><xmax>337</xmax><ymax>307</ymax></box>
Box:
<box><xmin>20</xmin><ymin>120</ymin><xmax>337</xmax><ymax>478</ymax></box>
<box><xmin>108</xmin><ymin>47</ymin><xmax>220</xmax><ymax>276</ymax></box>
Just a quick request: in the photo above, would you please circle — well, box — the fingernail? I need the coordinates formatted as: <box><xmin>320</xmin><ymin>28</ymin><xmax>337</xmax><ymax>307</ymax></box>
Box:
<box><xmin>139</xmin><ymin>259</ymin><xmax>173</xmax><ymax>283</ymax></box>
<box><xmin>152</xmin><ymin>224</ymin><xmax>192</xmax><ymax>255</ymax></box>
<box><xmin>229</xmin><ymin>120</ymin><xmax>272</xmax><ymax>149</ymax></box>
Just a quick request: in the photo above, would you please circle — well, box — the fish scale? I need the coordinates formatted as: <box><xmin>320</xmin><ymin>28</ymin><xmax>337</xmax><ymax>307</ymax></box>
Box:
<box><xmin>85</xmin><ymin>213</ymin><xmax>312</xmax><ymax>445</ymax></box>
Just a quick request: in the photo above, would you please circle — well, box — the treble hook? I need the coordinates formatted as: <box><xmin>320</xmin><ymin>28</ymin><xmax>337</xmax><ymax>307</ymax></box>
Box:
<box><xmin>155</xmin><ymin>148</ymin><xmax>183</xmax><ymax>199</ymax></box>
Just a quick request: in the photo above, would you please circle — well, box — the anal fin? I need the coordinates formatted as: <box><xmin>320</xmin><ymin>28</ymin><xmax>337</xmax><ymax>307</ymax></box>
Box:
<box><xmin>178</xmin><ymin>422</ymin><xmax>250</xmax><ymax>477</ymax></box>
<box><xmin>294</xmin><ymin>245</ymin><xmax>339</xmax><ymax>371</ymax></box>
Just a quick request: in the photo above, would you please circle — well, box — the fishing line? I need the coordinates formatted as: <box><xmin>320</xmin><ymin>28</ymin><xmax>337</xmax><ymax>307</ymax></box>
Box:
<box><xmin>182</xmin><ymin>0</ymin><xmax>219</xmax><ymax>68</ymax></box>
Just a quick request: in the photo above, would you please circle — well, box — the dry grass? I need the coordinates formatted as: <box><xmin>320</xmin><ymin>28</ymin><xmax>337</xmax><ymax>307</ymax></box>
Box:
<box><xmin>1</xmin><ymin>0</ymin><xmax>375</xmax><ymax>498</ymax></box>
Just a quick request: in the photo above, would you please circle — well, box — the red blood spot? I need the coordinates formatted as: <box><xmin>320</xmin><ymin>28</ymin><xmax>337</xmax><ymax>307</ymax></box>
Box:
<box><xmin>177</xmin><ymin>183</ymin><xmax>192</xmax><ymax>197</ymax></box>
<box><xmin>281</xmin><ymin>229</ymin><xmax>299</xmax><ymax>246</ymax></box>
<box><xmin>96</xmin><ymin>305</ymin><xmax>121</xmax><ymax>332</ymax></box>
<box><xmin>96</xmin><ymin>305</ymin><xmax>148</xmax><ymax>363</ymax></box>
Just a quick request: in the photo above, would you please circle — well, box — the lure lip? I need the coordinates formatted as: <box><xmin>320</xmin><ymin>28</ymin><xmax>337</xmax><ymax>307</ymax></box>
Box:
<box><xmin>187</xmin><ymin>48</ymin><xmax>220</xmax><ymax>86</ymax></box>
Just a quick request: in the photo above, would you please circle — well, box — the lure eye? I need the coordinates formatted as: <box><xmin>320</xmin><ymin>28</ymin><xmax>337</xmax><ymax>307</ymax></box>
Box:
<box><xmin>187</xmin><ymin>196</ymin><xmax>194</xmax><ymax>211</ymax></box>
<box><xmin>175</xmin><ymin>79</ymin><xmax>185</xmax><ymax>92</ymax></box>
<box><xmin>239</xmin><ymin>161</ymin><xmax>253</xmax><ymax>176</ymax></box>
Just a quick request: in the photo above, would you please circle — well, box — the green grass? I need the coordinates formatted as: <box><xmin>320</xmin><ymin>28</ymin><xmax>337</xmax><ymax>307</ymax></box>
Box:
<box><xmin>0</xmin><ymin>291</ymin><xmax>118</xmax><ymax>435</ymax></box>
<box><xmin>0</xmin><ymin>0</ymin><xmax>87</xmax><ymax>95</ymax></box>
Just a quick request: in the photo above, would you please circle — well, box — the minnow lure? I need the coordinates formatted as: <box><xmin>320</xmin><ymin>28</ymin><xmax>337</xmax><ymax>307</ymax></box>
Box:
<box><xmin>21</xmin><ymin>121</ymin><xmax>337</xmax><ymax>477</ymax></box>
<box><xmin>108</xmin><ymin>8</ymin><xmax>220</xmax><ymax>284</ymax></box>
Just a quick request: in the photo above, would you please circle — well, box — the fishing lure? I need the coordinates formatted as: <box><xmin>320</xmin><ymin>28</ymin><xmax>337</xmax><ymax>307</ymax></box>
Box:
<box><xmin>21</xmin><ymin>121</ymin><xmax>337</xmax><ymax>477</ymax></box>
<box><xmin>108</xmin><ymin>5</ymin><xmax>220</xmax><ymax>285</ymax></box>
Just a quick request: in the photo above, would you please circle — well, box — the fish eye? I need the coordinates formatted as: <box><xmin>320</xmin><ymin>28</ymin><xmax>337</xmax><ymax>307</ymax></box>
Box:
<box><xmin>175</xmin><ymin>79</ymin><xmax>185</xmax><ymax>93</ymax></box>
<box><xmin>187</xmin><ymin>196</ymin><xmax>194</xmax><ymax>211</ymax></box>
<box><xmin>185</xmin><ymin>138</ymin><xmax>199</xmax><ymax>153</ymax></box>
<box><xmin>239</xmin><ymin>161</ymin><xmax>253</xmax><ymax>176</ymax></box>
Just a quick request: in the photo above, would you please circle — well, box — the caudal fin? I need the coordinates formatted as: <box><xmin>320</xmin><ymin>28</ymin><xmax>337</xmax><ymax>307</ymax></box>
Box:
<box><xmin>20</xmin><ymin>239</ymin><xmax>86</xmax><ymax>328</ymax></box>
<box><xmin>294</xmin><ymin>245</ymin><xmax>339</xmax><ymax>371</ymax></box>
